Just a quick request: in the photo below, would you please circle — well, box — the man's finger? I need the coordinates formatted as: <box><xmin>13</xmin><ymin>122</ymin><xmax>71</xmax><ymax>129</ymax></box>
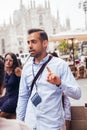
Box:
<box><xmin>46</xmin><ymin>67</ymin><xmax>51</xmax><ymax>73</ymax></box>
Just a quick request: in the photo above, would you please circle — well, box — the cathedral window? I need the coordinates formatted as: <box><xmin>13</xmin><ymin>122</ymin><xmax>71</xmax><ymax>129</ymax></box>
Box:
<box><xmin>20</xmin><ymin>50</ymin><xmax>23</xmax><ymax>53</ymax></box>
<box><xmin>19</xmin><ymin>41</ymin><xmax>22</xmax><ymax>45</ymax></box>
<box><xmin>53</xmin><ymin>28</ymin><xmax>56</xmax><ymax>34</ymax></box>
<box><xmin>18</xmin><ymin>37</ymin><xmax>23</xmax><ymax>46</ymax></box>
<box><xmin>39</xmin><ymin>15</ymin><xmax>43</xmax><ymax>25</ymax></box>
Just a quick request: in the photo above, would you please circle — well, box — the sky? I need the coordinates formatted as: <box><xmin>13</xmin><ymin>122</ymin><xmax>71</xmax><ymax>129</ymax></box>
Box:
<box><xmin>0</xmin><ymin>0</ymin><xmax>85</xmax><ymax>30</ymax></box>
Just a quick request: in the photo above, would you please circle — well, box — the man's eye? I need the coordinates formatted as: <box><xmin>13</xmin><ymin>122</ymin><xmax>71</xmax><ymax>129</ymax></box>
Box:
<box><xmin>27</xmin><ymin>40</ymin><xmax>37</xmax><ymax>44</ymax></box>
<box><xmin>27</xmin><ymin>41</ymin><xmax>30</xmax><ymax>44</ymax></box>
<box><xmin>32</xmin><ymin>40</ymin><xmax>37</xmax><ymax>43</ymax></box>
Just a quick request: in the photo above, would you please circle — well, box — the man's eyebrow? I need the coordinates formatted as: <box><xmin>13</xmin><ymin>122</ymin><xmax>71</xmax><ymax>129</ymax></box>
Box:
<box><xmin>27</xmin><ymin>39</ymin><xmax>37</xmax><ymax>43</ymax></box>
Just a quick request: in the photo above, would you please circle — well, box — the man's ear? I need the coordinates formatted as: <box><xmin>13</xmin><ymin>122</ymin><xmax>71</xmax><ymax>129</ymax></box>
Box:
<box><xmin>43</xmin><ymin>40</ymin><xmax>48</xmax><ymax>48</ymax></box>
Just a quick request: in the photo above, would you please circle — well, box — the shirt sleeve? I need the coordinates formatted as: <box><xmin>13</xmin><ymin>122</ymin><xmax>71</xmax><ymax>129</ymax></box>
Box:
<box><xmin>63</xmin><ymin>94</ymin><xmax>71</xmax><ymax>121</ymax></box>
<box><xmin>59</xmin><ymin>62</ymin><xmax>81</xmax><ymax>99</ymax></box>
<box><xmin>16</xmin><ymin>70</ymin><xmax>30</xmax><ymax>121</ymax></box>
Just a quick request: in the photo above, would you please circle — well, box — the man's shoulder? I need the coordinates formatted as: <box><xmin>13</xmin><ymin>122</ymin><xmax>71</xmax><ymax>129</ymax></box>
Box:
<box><xmin>52</xmin><ymin>56</ymin><xmax>67</xmax><ymax>64</ymax></box>
<box><xmin>22</xmin><ymin>57</ymin><xmax>33</xmax><ymax>70</ymax></box>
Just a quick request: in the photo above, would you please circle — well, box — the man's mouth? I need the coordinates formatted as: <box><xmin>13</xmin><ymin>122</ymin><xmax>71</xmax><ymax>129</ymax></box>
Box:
<box><xmin>29</xmin><ymin>50</ymin><xmax>35</xmax><ymax>54</ymax></box>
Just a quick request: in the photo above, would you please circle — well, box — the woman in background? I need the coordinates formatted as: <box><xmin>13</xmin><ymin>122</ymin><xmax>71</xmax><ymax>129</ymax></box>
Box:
<box><xmin>0</xmin><ymin>55</ymin><xmax>30</xmax><ymax>130</ymax></box>
<box><xmin>0</xmin><ymin>52</ymin><xmax>21</xmax><ymax>118</ymax></box>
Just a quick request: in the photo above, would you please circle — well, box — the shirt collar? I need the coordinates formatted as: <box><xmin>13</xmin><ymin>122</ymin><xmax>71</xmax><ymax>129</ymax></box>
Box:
<box><xmin>33</xmin><ymin>54</ymin><xmax>51</xmax><ymax>65</ymax></box>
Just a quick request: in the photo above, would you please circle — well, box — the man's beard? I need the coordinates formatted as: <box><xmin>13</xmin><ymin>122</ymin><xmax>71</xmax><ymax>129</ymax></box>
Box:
<box><xmin>29</xmin><ymin>51</ymin><xmax>42</xmax><ymax>58</ymax></box>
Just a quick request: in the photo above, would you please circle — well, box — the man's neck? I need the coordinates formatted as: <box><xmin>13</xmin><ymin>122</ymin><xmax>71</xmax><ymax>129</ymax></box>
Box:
<box><xmin>34</xmin><ymin>53</ymin><xmax>47</xmax><ymax>64</ymax></box>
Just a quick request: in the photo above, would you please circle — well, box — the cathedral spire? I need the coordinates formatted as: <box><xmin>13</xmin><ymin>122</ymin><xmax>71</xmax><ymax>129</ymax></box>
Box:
<box><xmin>28</xmin><ymin>1</ymin><xmax>29</xmax><ymax>9</ymax></box>
<box><xmin>57</xmin><ymin>9</ymin><xmax>59</xmax><ymax>20</ymax></box>
<box><xmin>66</xmin><ymin>18</ymin><xmax>71</xmax><ymax>30</ymax></box>
<box><xmin>20</xmin><ymin>0</ymin><xmax>23</xmax><ymax>9</ymax></box>
<box><xmin>33</xmin><ymin>0</ymin><xmax>35</xmax><ymax>8</ymax></box>
<box><xmin>48</xmin><ymin>0</ymin><xmax>50</xmax><ymax>9</ymax></box>
<box><xmin>30</xmin><ymin>0</ymin><xmax>32</xmax><ymax>8</ymax></box>
<box><xmin>3</xmin><ymin>20</ymin><xmax>6</xmax><ymax>27</ymax></box>
<box><xmin>9</xmin><ymin>16</ymin><xmax>12</xmax><ymax>25</ymax></box>
<box><xmin>45</xmin><ymin>0</ymin><xmax>47</xmax><ymax>8</ymax></box>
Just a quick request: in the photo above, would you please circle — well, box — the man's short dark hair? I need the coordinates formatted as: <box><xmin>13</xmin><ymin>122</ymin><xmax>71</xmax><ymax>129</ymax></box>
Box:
<box><xmin>27</xmin><ymin>28</ymin><xmax>48</xmax><ymax>41</ymax></box>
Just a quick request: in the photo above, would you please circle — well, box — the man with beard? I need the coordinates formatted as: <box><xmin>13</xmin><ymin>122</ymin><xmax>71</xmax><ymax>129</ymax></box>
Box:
<box><xmin>16</xmin><ymin>28</ymin><xmax>81</xmax><ymax>130</ymax></box>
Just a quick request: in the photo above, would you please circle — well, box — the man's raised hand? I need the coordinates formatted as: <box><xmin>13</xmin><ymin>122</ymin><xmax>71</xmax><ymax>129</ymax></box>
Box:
<box><xmin>46</xmin><ymin>67</ymin><xmax>61</xmax><ymax>86</ymax></box>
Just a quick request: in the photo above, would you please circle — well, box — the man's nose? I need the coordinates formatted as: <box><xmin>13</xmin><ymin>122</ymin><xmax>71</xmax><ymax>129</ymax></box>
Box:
<box><xmin>28</xmin><ymin>43</ymin><xmax>33</xmax><ymax>49</ymax></box>
<box><xmin>28</xmin><ymin>42</ymin><xmax>33</xmax><ymax>48</ymax></box>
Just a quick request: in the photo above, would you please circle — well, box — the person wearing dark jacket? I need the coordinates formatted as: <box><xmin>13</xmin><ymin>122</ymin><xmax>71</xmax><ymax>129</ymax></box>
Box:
<box><xmin>0</xmin><ymin>52</ymin><xmax>21</xmax><ymax>118</ymax></box>
<box><xmin>0</xmin><ymin>56</ymin><xmax>30</xmax><ymax>130</ymax></box>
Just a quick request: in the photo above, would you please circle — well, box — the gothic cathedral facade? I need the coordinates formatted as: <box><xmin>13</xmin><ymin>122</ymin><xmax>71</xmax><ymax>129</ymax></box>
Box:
<box><xmin>0</xmin><ymin>0</ymin><xmax>70</xmax><ymax>55</ymax></box>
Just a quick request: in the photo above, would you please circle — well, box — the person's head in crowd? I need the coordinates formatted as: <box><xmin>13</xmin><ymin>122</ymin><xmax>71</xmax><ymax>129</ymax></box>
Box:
<box><xmin>5</xmin><ymin>52</ymin><xmax>19</xmax><ymax>73</ymax></box>
<box><xmin>50</xmin><ymin>51</ymin><xmax>58</xmax><ymax>57</ymax></box>
<box><xmin>27</xmin><ymin>28</ymin><xmax>48</xmax><ymax>58</ymax></box>
<box><xmin>16</xmin><ymin>53</ymin><xmax>22</xmax><ymax>69</ymax></box>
